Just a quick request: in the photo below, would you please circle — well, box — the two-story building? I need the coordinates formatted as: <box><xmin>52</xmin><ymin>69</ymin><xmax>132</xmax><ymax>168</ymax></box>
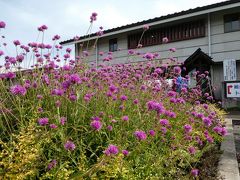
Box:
<box><xmin>61</xmin><ymin>0</ymin><xmax>240</xmax><ymax>108</ymax></box>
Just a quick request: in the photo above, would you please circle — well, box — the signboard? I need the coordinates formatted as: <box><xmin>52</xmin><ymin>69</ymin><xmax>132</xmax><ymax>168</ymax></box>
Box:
<box><xmin>223</xmin><ymin>59</ymin><xmax>236</xmax><ymax>81</ymax></box>
<box><xmin>226</xmin><ymin>82</ymin><xmax>240</xmax><ymax>98</ymax></box>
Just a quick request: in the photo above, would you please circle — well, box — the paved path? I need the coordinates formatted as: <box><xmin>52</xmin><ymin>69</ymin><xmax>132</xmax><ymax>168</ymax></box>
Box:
<box><xmin>219</xmin><ymin>112</ymin><xmax>240</xmax><ymax>179</ymax></box>
<box><xmin>219</xmin><ymin>118</ymin><xmax>240</xmax><ymax>180</ymax></box>
<box><xmin>233</xmin><ymin>120</ymin><xmax>240</xmax><ymax>173</ymax></box>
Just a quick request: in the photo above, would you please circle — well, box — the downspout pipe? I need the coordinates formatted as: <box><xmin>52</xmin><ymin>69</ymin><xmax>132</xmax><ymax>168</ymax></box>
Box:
<box><xmin>208</xmin><ymin>13</ymin><xmax>211</xmax><ymax>56</ymax></box>
<box><xmin>208</xmin><ymin>13</ymin><xmax>214</xmax><ymax>98</ymax></box>
<box><xmin>75</xmin><ymin>43</ymin><xmax>78</xmax><ymax>58</ymax></box>
<box><xmin>95</xmin><ymin>41</ymin><xmax>98</xmax><ymax>68</ymax></box>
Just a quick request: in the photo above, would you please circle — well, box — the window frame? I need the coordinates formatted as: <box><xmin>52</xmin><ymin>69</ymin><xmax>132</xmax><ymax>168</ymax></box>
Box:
<box><xmin>127</xmin><ymin>19</ymin><xmax>205</xmax><ymax>49</ymax></box>
<box><xmin>109</xmin><ymin>38</ymin><xmax>118</xmax><ymax>52</ymax></box>
<box><xmin>224</xmin><ymin>13</ymin><xmax>240</xmax><ymax>33</ymax></box>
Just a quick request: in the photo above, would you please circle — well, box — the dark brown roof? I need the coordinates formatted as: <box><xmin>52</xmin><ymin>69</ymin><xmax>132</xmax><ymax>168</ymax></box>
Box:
<box><xmin>60</xmin><ymin>0</ymin><xmax>239</xmax><ymax>45</ymax></box>
<box><xmin>183</xmin><ymin>48</ymin><xmax>214</xmax><ymax>73</ymax></box>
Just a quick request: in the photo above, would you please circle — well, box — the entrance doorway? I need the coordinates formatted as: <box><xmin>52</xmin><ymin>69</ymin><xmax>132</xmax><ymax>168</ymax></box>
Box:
<box><xmin>183</xmin><ymin>48</ymin><xmax>214</xmax><ymax>97</ymax></box>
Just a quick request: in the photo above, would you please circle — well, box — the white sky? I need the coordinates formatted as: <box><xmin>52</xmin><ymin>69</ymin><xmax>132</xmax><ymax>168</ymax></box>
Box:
<box><xmin>0</xmin><ymin>0</ymin><xmax>224</xmax><ymax>59</ymax></box>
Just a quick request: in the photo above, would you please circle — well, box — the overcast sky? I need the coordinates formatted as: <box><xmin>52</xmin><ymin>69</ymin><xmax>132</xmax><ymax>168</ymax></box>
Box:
<box><xmin>0</xmin><ymin>0</ymin><xmax>224</xmax><ymax>61</ymax></box>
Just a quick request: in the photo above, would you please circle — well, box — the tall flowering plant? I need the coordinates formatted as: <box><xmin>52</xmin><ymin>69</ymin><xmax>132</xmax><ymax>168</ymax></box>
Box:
<box><xmin>0</xmin><ymin>15</ymin><xmax>226</xmax><ymax>179</ymax></box>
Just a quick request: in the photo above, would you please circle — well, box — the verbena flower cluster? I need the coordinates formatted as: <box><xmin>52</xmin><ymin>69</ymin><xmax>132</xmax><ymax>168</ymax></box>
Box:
<box><xmin>0</xmin><ymin>16</ymin><xmax>226</xmax><ymax>179</ymax></box>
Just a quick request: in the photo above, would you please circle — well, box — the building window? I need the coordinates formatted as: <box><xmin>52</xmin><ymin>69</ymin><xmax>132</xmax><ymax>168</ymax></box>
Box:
<box><xmin>109</xmin><ymin>38</ymin><xmax>118</xmax><ymax>52</ymax></box>
<box><xmin>128</xmin><ymin>19</ymin><xmax>205</xmax><ymax>49</ymax></box>
<box><xmin>224</xmin><ymin>13</ymin><xmax>240</xmax><ymax>33</ymax></box>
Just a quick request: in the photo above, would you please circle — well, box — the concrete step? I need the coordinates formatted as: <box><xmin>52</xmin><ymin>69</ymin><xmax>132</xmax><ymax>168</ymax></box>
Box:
<box><xmin>218</xmin><ymin>118</ymin><xmax>240</xmax><ymax>180</ymax></box>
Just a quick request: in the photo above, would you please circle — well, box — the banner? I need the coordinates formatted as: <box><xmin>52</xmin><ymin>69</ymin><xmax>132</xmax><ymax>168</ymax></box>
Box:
<box><xmin>226</xmin><ymin>82</ymin><xmax>240</xmax><ymax>98</ymax></box>
<box><xmin>223</xmin><ymin>59</ymin><xmax>236</xmax><ymax>81</ymax></box>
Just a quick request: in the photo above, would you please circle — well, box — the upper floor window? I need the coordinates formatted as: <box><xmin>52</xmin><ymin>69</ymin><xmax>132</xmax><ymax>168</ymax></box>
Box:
<box><xmin>109</xmin><ymin>38</ymin><xmax>118</xmax><ymax>52</ymax></box>
<box><xmin>224</xmin><ymin>13</ymin><xmax>240</xmax><ymax>32</ymax></box>
<box><xmin>128</xmin><ymin>19</ymin><xmax>205</xmax><ymax>49</ymax></box>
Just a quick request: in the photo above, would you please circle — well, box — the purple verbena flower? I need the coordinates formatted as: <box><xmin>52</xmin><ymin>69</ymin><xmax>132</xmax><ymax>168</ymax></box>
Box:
<box><xmin>146</xmin><ymin>100</ymin><xmax>156</xmax><ymax>110</ymax></box>
<box><xmin>146</xmin><ymin>101</ymin><xmax>165</xmax><ymax>114</ymax></box>
<box><xmin>52</xmin><ymin>34</ymin><xmax>61</xmax><ymax>41</ymax></box>
<box><xmin>64</xmin><ymin>141</ymin><xmax>76</xmax><ymax>151</ymax></box>
<box><xmin>161</xmin><ymin>127</ymin><xmax>167</xmax><ymax>134</ymax></box>
<box><xmin>10</xmin><ymin>85</ymin><xmax>27</xmax><ymax>96</ymax></box>
<box><xmin>63</xmin><ymin>54</ymin><xmax>70</xmax><ymax>59</ymax></box>
<box><xmin>195</xmin><ymin>101</ymin><xmax>200</xmax><ymax>105</ymax></box>
<box><xmin>191</xmin><ymin>169</ymin><xmax>199</xmax><ymax>177</ymax></box>
<box><xmin>144</xmin><ymin>52</ymin><xmax>154</xmax><ymax>60</ymax></box>
<box><xmin>122</xmin><ymin>149</ymin><xmax>129</xmax><ymax>156</ymax></box>
<box><xmin>109</xmin><ymin>84</ymin><xmax>117</xmax><ymax>93</ymax></box>
<box><xmin>38</xmin><ymin>118</ymin><xmax>49</xmax><ymax>126</ymax></box>
<box><xmin>50</xmin><ymin>124</ymin><xmax>58</xmax><ymax>129</ymax></box>
<box><xmin>70</xmin><ymin>73</ymin><xmax>82</xmax><ymax>84</ymax></box>
<box><xmin>111</xmin><ymin>119</ymin><xmax>117</xmax><ymax>123</ymax></box>
<box><xmin>188</xmin><ymin>146</ymin><xmax>196</xmax><ymax>155</ymax></box>
<box><xmin>203</xmin><ymin>103</ymin><xmax>208</xmax><ymax>109</ymax></box>
<box><xmin>149</xmin><ymin>130</ymin><xmax>155</xmax><ymax>136</ymax></box>
<box><xmin>173</xmin><ymin>66</ymin><xmax>181</xmax><ymax>74</ymax></box>
<box><xmin>0</xmin><ymin>50</ymin><xmax>4</xmax><ymax>56</ymax></box>
<box><xmin>90</xmin><ymin>12</ymin><xmax>98</xmax><ymax>22</ymax></box>
<box><xmin>51</xmin><ymin>89</ymin><xmax>64</xmax><ymax>96</ymax></box>
<box><xmin>69</xmin><ymin>94</ymin><xmax>77</xmax><ymax>101</ymax></box>
<box><xmin>133</xmin><ymin>99</ymin><xmax>139</xmax><ymax>104</ymax></box>
<box><xmin>170</xmin><ymin>97</ymin><xmax>177</xmax><ymax>103</ymax></box>
<box><xmin>122</xmin><ymin>115</ymin><xmax>129</xmax><ymax>121</ymax></box>
<box><xmin>162</xmin><ymin>37</ymin><xmax>168</xmax><ymax>43</ymax></box>
<box><xmin>220</xmin><ymin>127</ymin><xmax>227</xmax><ymax>136</ymax></box>
<box><xmin>159</xmin><ymin>119</ymin><xmax>169</xmax><ymax>126</ymax></box>
<box><xmin>16</xmin><ymin>54</ymin><xmax>24</xmax><ymax>62</ymax></box>
<box><xmin>184</xmin><ymin>124</ymin><xmax>192</xmax><ymax>133</ymax></box>
<box><xmin>66</xmin><ymin>48</ymin><xmax>72</xmax><ymax>53</ymax></box>
<box><xmin>185</xmin><ymin>135</ymin><xmax>193</xmax><ymax>141</ymax></box>
<box><xmin>13</xmin><ymin>40</ymin><xmax>20</xmax><ymax>46</ymax></box>
<box><xmin>90</xmin><ymin>120</ymin><xmax>102</xmax><ymax>131</ymax></box>
<box><xmin>154</xmin><ymin>68</ymin><xmax>163</xmax><ymax>74</ymax></box>
<box><xmin>55</xmin><ymin>100</ymin><xmax>61</xmax><ymax>107</ymax></box>
<box><xmin>206</xmin><ymin>136</ymin><xmax>214</xmax><ymax>143</ymax></box>
<box><xmin>5</xmin><ymin>72</ymin><xmax>16</xmax><ymax>79</ymax></box>
<box><xmin>128</xmin><ymin>49</ymin><xmax>135</xmax><ymax>55</ymax></box>
<box><xmin>120</xmin><ymin>95</ymin><xmax>128</xmax><ymax>101</ymax></box>
<box><xmin>143</xmin><ymin>24</ymin><xmax>149</xmax><ymax>31</ymax></box>
<box><xmin>47</xmin><ymin>159</ymin><xmax>57</xmax><ymax>170</ymax></box>
<box><xmin>37</xmin><ymin>95</ymin><xmax>43</xmax><ymax>100</ymax></box>
<box><xmin>167</xmin><ymin>91</ymin><xmax>177</xmax><ymax>97</ymax></box>
<box><xmin>169</xmin><ymin>47</ymin><xmax>176</xmax><ymax>52</ymax></box>
<box><xmin>134</xmin><ymin>130</ymin><xmax>147</xmax><ymax>141</ymax></box>
<box><xmin>213</xmin><ymin>126</ymin><xmax>222</xmax><ymax>134</ymax></box>
<box><xmin>213</xmin><ymin>126</ymin><xmax>227</xmax><ymax>136</ymax></box>
<box><xmin>197</xmin><ymin>113</ymin><xmax>204</xmax><ymax>119</ymax></box>
<box><xmin>104</xmin><ymin>144</ymin><xmax>119</xmax><ymax>156</ymax></box>
<box><xmin>203</xmin><ymin>117</ymin><xmax>212</xmax><ymax>127</ymax></box>
<box><xmin>140</xmin><ymin>85</ymin><xmax>147</xmax><ymax>91</ymax></box>
<box><xmin>107</xmin><ymin>125</ymin><xmax>113</xmax><ymax>131</ymax></box>
<box><xmin>92</xmin><ymin>116</ymin><xmax>101</xmax><ymax>121</ymax></box>
<box><xmin>60</xmin><ymin>117</ymin><xmax>67</xmax><ymax>125</ymax></box>
<box><xmin>0</xmin><ymin>21</ymin><xmax>6</xmax><ymax>28</ymax></box>
<box><xmin>38</xmin><ymin>107</ymin><xmax>43</xmax><ymax>113</ymax></box>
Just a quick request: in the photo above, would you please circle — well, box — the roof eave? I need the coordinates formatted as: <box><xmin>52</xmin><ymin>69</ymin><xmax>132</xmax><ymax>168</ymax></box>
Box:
<box><xmin>61</xmin><ymin>1</ymin><xmax>240</xmax><ymax>46</ymax></box>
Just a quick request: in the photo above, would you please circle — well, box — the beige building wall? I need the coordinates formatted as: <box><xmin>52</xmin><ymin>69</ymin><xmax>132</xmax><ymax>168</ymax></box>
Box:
<box><xmin>75</xmin><ymin>6</ymin><xmax>240</xmax><ymax>105</ymax></box>
<box><xmin>210</xmin><ymin>7</ymin><xmax>240</xmax><ymax>101</ymax></box>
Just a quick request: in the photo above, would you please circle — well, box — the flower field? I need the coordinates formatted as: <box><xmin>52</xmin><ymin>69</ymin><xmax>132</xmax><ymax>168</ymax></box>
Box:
<box><xmin>0</xmin><ymin>14</ymin><xmax>227</xmax><ymax>179</ymax></box>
